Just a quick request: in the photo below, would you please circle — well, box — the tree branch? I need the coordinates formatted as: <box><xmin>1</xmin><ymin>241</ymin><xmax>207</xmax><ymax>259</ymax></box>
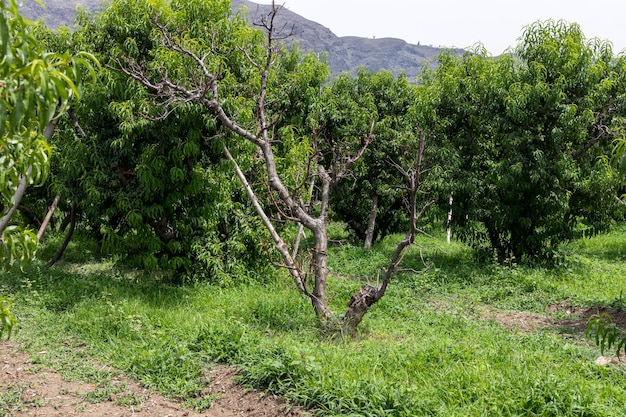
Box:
<box><xmin>223</xmin><ymin>145</ymin><xmax>311</xmax><ymax>297</ymax></box>
<box><xmin>0</xmin><ymin>168</ymin><xmax>31</xmax><ymax>237</ymax></box>
<box><xmin>36</xmin><ymin>194</ymin><xmax>60</xmax><ymax>240</ymax></box>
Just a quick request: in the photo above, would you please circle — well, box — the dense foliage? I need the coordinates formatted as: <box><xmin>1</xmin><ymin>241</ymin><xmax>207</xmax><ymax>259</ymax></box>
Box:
<box><xmin>39</xmin><ymin>0</ymin><xmax>285</xmax><ymax>281</ymax></box>
<box><xmin>326</xmin><ymin>69</ymin><xmax>418</xmax><ymax>246</ymax></box>
<box><xmin>9</xmin><ymin>1</ymin><xmax>626</xmax><ymax>280</ymax></box>
<box><xmin>425</xmin><ymin>21</ymin><xmax>626</xmax><ymax>263</ymax></box>
<box><xmin>5</xmin><ymin>0</ymin><xmax>626</xmax><ymax>412</ymax></box>
<box><xmin>0</xmin><ymin>0</ymin><xmax>94</xmax><ymax>269</ymax></box>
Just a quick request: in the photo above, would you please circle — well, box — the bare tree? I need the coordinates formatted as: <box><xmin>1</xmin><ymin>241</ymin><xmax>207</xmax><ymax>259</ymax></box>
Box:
<box><xmin>116</xmin><ymin>1</ymin><xmax>431</xmax><ymax>331</ymax></box>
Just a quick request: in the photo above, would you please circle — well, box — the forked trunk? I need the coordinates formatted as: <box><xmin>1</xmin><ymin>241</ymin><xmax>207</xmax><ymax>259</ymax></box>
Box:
<box><xmin>343</xmin><ymin>284</ymin><xmax>379</xmax><ymax>330</ymax></box>
<box><xmin>342</xmin><ymin>131</ymin><xmax>430</xmax><ymax>333</ymax></box>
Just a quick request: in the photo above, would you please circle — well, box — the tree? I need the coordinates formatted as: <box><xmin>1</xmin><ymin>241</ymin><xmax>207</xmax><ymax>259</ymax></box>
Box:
<box><xmin>428</xmin><ymin>21</ymin><xmax>626</xmax><ymax>263</ymax></box>
<box><xmin>0</xmin><ymin>0</ymin><xmax>95</xmax><ymax>270</ymax></box>
<box><xmin>32</xmin><ymin>0</ymin><xmax>277</xmax><ymax>281</ymax></box>
<box><xmin>112</xmin><ymin>0</ymin><xmax>429</xmax><ymax>330</ymax></box>
<box><xmin>325</xmin><ymin>68</ymin><xmax>418</xmax><ymax>249</ymax></box>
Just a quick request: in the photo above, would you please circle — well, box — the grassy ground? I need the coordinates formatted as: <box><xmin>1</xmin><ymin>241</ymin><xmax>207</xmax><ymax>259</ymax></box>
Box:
<box><xmin>3</xmin><ymin>227</ymin><xmax>626</xmax><ymax>416</ymax></box>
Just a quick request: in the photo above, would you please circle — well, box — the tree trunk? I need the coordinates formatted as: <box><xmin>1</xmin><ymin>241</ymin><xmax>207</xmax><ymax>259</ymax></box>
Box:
<box><xmin>446</xmin><ymin>194</ymin><xmax>453</xmax><ymax>244</ymax></box>
<box><xmin>344</xmin><ymin>284</ymin><xmax>379</xmax><ymax>330</ymax></box>
<box><xmin>363</xmin><ymin>194</ymin><xmax>378</xmax><ymax>249</ymax></box>
<box><xmin>150</xmin><ymin>215</ymin><xmax>176</xmax><ymax>243</ymax></box>
<box><xmin>0</xmin><ymin>169</ymin><xmax>31</xmax><ymax>237</ymax></box>
<box><xmin>0</xmin><ymin>116</ymin><xmax>59</xmax><ymax>238</ymax></box>
<box><xmin>45</xmin><ymin>202</ymin><xmax>77</xmax><ymax>268</ymax></box>
<box><xmin>36</xmin><ymin>195</ymin><xmax>60</xmax><ymax>240</ymax></box>
<box><xmin>291</xmin><ymin>223</ymin><xmax>305</xmax><ymax>259</ymax></box>
<box><xmin>311</xmin><ymin>224</ymin><xmax>330</xmax><ymax>319</ymax></box>
<box><xmin>17</xmin><ymin>205</ymin><xmax>42</xmax><ymax>229</ymax></box>
<box><xmin>342</xmin><ymin>131</ymin><xmax>430</xmax><ymax>332</ymax></box>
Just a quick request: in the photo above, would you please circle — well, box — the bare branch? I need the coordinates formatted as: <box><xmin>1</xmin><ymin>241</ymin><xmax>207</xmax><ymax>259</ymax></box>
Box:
<box><xmin>0</xmin><ymin>169</ymin><xmax>30</xmax><ymax>237</ymax></box>
<box><xmin>223</xmin><ymin>145</ymin><xmax>310</xmax><ymax>297</ymax></box>
<box><xmin>333</xmin><ymin>119</ymin><xmax>376</xmax><ymax>183</ymax></box>
<box><xmin>154</xmin><ymin>16</ymin><xmax>215</xmax><ymax>82</ymax></box>
<box><xmin>36</xmin><ymin>195</ymin><xmax>60</xmax><ymax>240</ymax></box>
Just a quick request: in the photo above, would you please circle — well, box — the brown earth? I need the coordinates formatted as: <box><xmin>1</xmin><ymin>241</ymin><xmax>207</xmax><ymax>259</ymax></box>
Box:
<box><xmin>488</xmin><ymin>301</ymin><xmax>626</xmax><ymax>334</ymax></box>
<box><xmin>486</xmin><ymin>301</ymin><xmax>626</xmax><ymax>366</ymax></box>
<box><xmin>0</xmin><ymin>341</ymin><xmax>311</xmax><ymax>417</ymax></box>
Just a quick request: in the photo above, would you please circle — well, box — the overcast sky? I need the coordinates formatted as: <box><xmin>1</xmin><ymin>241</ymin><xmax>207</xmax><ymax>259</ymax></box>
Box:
<box><xmin>253</xmin><ymin>0</ymin><xmax>626</xmax><ymax>55</ymax></box>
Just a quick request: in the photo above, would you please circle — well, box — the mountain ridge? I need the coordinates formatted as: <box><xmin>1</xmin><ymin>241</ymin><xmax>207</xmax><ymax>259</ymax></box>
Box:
<box><xmin>19</xmin><ymin>0</ymin><xmax>464</xmax><ymax>79</ymax></box>
<box><xmin>232</xmin><ymin>0</ymin><xmax>461</xmax><ymax>78</ymax></box>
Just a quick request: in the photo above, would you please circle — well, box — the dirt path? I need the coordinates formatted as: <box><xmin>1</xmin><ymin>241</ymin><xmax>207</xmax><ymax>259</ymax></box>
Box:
<box><xmin>0</xmin><ymin>342</ymin><xmax>310</xmax><ymax>417</ymax></box>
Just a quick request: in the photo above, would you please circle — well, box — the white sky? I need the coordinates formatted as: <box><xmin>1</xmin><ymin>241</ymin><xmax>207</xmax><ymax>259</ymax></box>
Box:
<box><xmin>254</xmin><ymin>0</ymin><xmax>626</xmax><ymax>55</ymax></box>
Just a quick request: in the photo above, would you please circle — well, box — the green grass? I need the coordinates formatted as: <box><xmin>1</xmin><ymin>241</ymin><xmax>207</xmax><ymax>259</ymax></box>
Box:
<box><xmin>4</xmin><ymin>228</ymin><xmax>626</xmax><ymax>415</ymax></box>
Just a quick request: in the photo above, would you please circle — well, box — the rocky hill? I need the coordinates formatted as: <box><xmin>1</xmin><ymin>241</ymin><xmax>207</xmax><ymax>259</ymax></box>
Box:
<box><xmin>19</xmin><ymin>0</ymin><xmax>464</xmax><ymax>79</ymax></box>
<box><xmin>232</xmin><ymin>0</ymin><xmax>462</xmax><ymax>79</ymax></box>
<box><xmin>18</xmin><ymin>0</ymin><xmax>101</xmax><ymax>29</ymax></box>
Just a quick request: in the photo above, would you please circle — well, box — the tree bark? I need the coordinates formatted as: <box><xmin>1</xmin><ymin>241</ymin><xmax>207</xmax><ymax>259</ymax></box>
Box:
<box><xmin>36</xmin><ymin>195</ymin><xmax>60</xmax><ymax>240</ymax></box>
<box><xmin>343</xmin><ymin>131</ymin><xmax>430</xmax><ymax>332</ymax></box>
<box><xmin>17</xmin><ymin>205</ymin><xmax>42</xmax><ymax>229</ymax></box>
<box><xmin>0</xmin><ymin>169</ymin><xmax>31</xmax><ymax>237</ymax></box>
<box><xmin>311</xmin><ymin>225</ymin><xmax>329</xmax><ymax>319</ymax></box>
<box><xmin>0</xmin><ymin>115</ymin><xmax>59</xmax><ymax>239</ymax></box>
<box><xmin>363</xmin><ymin>194</ymin><xmax>378</xmax><ymax>249</ymax></box>
<box><xmin>446</xmin><ymin>194</ymin><xmax>453</xmax><ymax>244</ymax></box>
<box><xmin>223</xmin><ymin>146</ymin><xmax>313</xmax><ymax>297</ymax></box>
<box><xmin>150</xmin><ymin>215</ymin><xmax>176</xmax><ymax>243</ymax></box>
<box><xmin>45</xmin><ymin>202</ymin><xmax>77</xmax><ymax>268</ymax></box>
<box><xmin>59</xmin><ymin>212</ymin><xmax>72</xmax><ymax>233</ymax></box>
<box><xmin>291</xmin><ymin>224</ymin><xmax>305</xmax><ymax>259</ymax></box>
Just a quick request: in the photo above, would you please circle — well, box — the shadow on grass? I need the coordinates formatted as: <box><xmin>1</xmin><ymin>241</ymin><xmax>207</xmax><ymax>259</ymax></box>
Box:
<box><xmin>5</xmin><ymin>261</ymin><xmax>196</xmax><ymax>314</ymax></box>
<box><xmin>576</xmin><ymin>239</ymin><xmax>626</xmax><ymax>263</ymax></box>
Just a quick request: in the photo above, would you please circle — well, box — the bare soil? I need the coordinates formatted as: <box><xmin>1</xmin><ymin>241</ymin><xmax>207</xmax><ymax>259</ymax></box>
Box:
<box><xmin>0</xmin><ymin>341</ymin><xmax>311</xmax><ymax>417</ymax></box>
<box><xmin>489</xmin><ymin>301</ymin><xmax>626</xmax><ymax>334</ymax></box>
<box><xmin>487</xmin><ymin>301</ymin><xmax>626</xmax><ymax>366</ymax></box>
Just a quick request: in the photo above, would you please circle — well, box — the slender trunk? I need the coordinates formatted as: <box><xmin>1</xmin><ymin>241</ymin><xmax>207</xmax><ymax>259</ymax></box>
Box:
<box><xmin>488</xmin><ymin>229</ymin><xmax>506</xmax><ymax>264</ymax></box>
<box><xmin>17</xmin><ymin>205</ymin><xmax>42</xmax><ymax>229</ymax></box>
<box><xmin>343</xmin><ymin>131</ymin><xmax>429</xmax><ymax>332</ymax></box>
<box><xmin>363</xmin><ymin>194</ymin><xmax>378</xmax><ymax>249</ymax></box>
<box><xmin>36</xmin><ymin>195</ymin><xmax>60</xmax><ymax>240</ymax></box>
<box><xmin>45</xmin><ymin>202</ymin><xmax>77</xmax><ymax>268</ymax></box>
<box><xmin>43</xmin><ymin>116</ymin><xmax>58</xmax><ymax>140</ymax></box>
<box><xmin>344</xmin><ymin>186</ymin><xmax>417</xmax><ymax>331</ymax></box>
<box><xmin>291</xmin><ymin>223</ymin><xmax>305</xmax><ymax>259</ymax></box>
<box><xmin>224</xmin><ymin>146</ymin><xmax>310</xmax><ymax>295</ymax></box>
<box><xmin>446</xmin><ymin>194</ymin><xmax>453</xmax><ymax>244</ymax></box>
<box><xmin>59</xmin><ymin>212</ymin><xmax>71</xmax><ymax>233</ymax></box>
<box><xmin>292</xmin><ymin>178</ymin><xmax>315</xmax><ymax>259</ymax></box>
<box><xmin>0</xmin><ymin>168</ymin><xmax>31</xmax><ymax>236</ymax></box>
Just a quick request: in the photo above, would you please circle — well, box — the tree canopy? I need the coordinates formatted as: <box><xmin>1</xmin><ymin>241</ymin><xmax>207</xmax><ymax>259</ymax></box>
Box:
<box><xmin>425</xmin><ymin>21</ymin><xmax>626</xmax><ymax>263</ymax></box>
<box><xmin>7</xmin><ymin>0</ymin><xmax>626</xmax><ymax>333</ymax></box>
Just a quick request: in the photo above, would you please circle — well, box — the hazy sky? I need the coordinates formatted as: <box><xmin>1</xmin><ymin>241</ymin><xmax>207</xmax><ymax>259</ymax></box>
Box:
<box><xmin>253</xmin><ymin>0</ymin><xmax>626</xmax><ymax>55</ymax></box>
